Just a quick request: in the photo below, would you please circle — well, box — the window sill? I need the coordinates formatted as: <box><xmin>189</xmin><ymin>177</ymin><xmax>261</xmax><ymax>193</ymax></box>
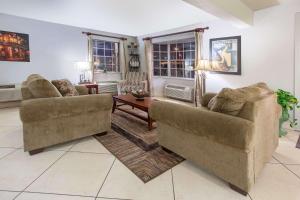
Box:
<box><xmin>153</xmin><ymin>76</ymin><xmax>194</xmax><ymax>81</ymax></box>
<box><xmin>94</xmin><ymin>71</ymin><xmax>121</xmax><ymax>75</ymax></box>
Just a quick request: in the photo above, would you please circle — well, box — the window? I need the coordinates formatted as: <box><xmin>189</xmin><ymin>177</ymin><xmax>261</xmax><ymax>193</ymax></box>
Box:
<box><xmin>92</xmin><ymin>39</ymin><xmax>119</xmax><ymax>72</ymax></box>
<box><xmin>153</xmin><ymin>40</ymin><xmax>195</xmax><ymax>79</ymax></box>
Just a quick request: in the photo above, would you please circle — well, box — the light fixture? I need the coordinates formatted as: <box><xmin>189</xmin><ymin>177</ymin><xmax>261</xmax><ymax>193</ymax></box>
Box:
<box><xmin>194</xmin><ymin>59</ymin><xmax>213</xmax><ymax>107</ymax></box>
<box><xmin>75</xmin><ymin>61</ymin><xmax>91</xmax><ymax>84</ymax></box>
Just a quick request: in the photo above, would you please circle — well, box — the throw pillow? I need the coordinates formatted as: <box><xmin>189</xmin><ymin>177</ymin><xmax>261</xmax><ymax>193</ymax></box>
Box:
<box><xmin>207</xmin><ymin>96</ymin><xmax>217</xmax><ymax>110</ymax></box>
<box><xmin>27</xmin><ymin>74</ymin><xmax>62</xmax><ymax>98</ymax></box>
<box><xmin>210</xmin><ymin>88</ymin><xmax>247</xmax><ymax>116</ymax></box>
<box><xmin>51</xmin><ymin>79</ymin><xmax>79</xmax><ymax>96</ymax></box>
<box><xmin>209</xmin><ymin>82</ymin><xmax>273</xmax><ymax>116</ymax></box>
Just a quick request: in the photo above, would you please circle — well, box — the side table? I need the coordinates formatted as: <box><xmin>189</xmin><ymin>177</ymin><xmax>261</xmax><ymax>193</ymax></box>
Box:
<box><xmin>79</xmin><ymin>83</ymin><xmax>98</xmax><ymax>94</ymax></box>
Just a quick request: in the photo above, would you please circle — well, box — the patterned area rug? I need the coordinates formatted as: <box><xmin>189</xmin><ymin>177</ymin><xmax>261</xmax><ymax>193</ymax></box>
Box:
<box><xmin>111</xmin><ymin>106</ymin><xmax>158</xmax><ymax>151</ymax></box>
<box><xmin>94</xmin><ymin>106</ymin><xmax>184</xmax><ymax>183</ymax></box>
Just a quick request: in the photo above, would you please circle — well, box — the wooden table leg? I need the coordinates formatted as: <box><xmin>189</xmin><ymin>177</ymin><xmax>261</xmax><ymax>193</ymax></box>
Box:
<box><xmin>148</xmin><ymin>114</ymin><xmax>153</xmax><ymax>130</ymax></box>
<box><xmin>112</xmin><ymin>99</ymin><xmax>116</xmax><ymax>113</ymax></box>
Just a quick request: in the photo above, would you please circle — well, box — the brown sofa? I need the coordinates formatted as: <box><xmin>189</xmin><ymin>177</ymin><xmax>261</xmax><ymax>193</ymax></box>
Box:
<box><xmin>150</xmin><ymin>83</ymin><xmax>280</xmax><ymax>194</ymax></box>
<box><xmin>19</xmin><ymin>74</ymin><xmax>113</xmax><ymax>155</ymax></box>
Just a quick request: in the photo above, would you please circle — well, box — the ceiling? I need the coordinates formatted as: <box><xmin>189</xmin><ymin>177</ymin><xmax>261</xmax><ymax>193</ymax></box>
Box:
<box><xmin>241</xmin><ymin>0</ymin><xmax>280</xmax><ymax>11</ymax></box>
<box><xmin>0</xmin><ymin>0</ymin><xmax>217</xmax><ymax>36</ymax></box>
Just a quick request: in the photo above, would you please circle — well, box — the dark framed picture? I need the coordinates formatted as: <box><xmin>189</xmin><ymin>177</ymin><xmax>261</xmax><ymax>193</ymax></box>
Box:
<box><xmin>209</xmin><ymin>36</ymin><xmax>241</xmax><ymax>75</ymax></box>
<box><xmin>0</xmin><ymin>30</ymin><xmax>30</xmax><ymax>62</ymax></box>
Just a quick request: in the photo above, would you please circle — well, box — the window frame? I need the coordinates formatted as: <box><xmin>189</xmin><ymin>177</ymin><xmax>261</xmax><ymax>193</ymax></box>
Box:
<box><xmin>92</xmin><ymin>39</ymin><xmax>120</xmax><ymax>73</ymax></box>
<box><xmin>152</xmin><ymin>38</ymin><xmax>195</xmax><ymax>80</ymax></box>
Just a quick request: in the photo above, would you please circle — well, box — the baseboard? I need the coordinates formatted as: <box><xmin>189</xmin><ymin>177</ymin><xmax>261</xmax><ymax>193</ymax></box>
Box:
<box><xmin>0</xmin><ymin>101</ymin><xmax>21</xmax><ymax>109</ymax></box>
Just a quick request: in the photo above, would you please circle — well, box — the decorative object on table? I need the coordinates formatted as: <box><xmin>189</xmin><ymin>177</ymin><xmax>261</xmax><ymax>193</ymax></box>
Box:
<box><xmin>0</xmin><ymin>30</ymin><xmax>30</xmax><ymax>62</ymax></box>
<box><xmin>209</xmin><ymin>36</ymin><xmax>241</xmax><ymax>75</ymax></box>
<box><xmin>276</xmin><ymin>89</ymin><xmax>300</xmax><ymax>137</ymax></box>
<box><xmin>131</xmin><ymin>89</ymin><xmax>149</xmax><ymax>101</ymax></box>
<box><xmin>128</xmin><ymin>42</ymin><xmax>140</xmax><ymax>71</ymax></box>
<box><xmin>75</xmin><ymin>61</ymin><xmax>91</xmax><ymax>84</ymax></box>
<box><xmin>194</xmin><ymin>59</ymin><xmax>215</xmax><ymax>107</ymax></box>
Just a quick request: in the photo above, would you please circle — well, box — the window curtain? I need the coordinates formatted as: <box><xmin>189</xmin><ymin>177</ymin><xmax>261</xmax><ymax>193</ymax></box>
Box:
<box><xmin>144</xmin><ymin>39</ymin><xmax>154</xmax><ymax>96</ymax></box>
<box><xmin>119</xmin><ymin>39</ymin><xmax>127</xmax><ymax>80</ymax></box>
<box><xmin>87</xmin><ymin>35</ymin><xmax>94</xmax><ymax>83</ymax></box>
<box><xmin>194</xmin><ymin>31</ymin><xmax>204</xmax><ymax>107</ymax></box>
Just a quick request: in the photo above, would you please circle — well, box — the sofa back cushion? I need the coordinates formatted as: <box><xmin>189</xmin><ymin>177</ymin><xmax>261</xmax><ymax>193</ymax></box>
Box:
<box><xmin>210</xmin><ymin>82</ymin><xmax>273</xmax><ymax>116</ymax></box>
<box><xmin>26</xmin><ymin>74</ymin><xmax>62</xmax><ymax>98</ymax></box>
<box><xmin>51</xmin><ymin>79</ymin><xmax>79</xmax><ymax>97</ymax></box>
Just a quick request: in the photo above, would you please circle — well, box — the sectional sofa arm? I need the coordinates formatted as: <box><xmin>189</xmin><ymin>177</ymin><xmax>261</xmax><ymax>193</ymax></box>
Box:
<box><xmin>200</xmin><ymin>92</ymin><xmax>217</xmax><ymax>107</ymax></box>
<box><xmin>75</xmin><ymin>85</ymin><xmax>89</xmax><ymax>95</ymax></box>
<box><xmin>20</xmin><ymin>94</ymin><xmax>113</xmax><ymax>123</ymax></box>
<box><xmin>149</xmin><ymin>101</ymin><xmax>255</xmax><ymax>150</ymax></box>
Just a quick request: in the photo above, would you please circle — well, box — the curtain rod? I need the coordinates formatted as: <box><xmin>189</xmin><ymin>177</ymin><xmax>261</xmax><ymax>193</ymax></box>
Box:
<box><xmin>82</xmin><ymin>31</ymin><xmax>127</xmax><ymax>40</ymax></box>
<box><xmin>143</xmin><ymin>27</ymin><xmax>209</xmax><ymax>41</ymax></box>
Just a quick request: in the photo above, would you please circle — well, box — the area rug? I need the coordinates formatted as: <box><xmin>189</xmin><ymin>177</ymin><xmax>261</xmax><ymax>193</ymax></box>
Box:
<box><xmin>111</xmin><ymin>106</ymin><xmax>158</xmax><ymax>151</ymax></box>
<box><xmin>297</xmin><ymin>135</ymin><xmax>300</xmax><ymax>149</ymax></box>
<box><xmin>94</xmin><ymin>130</ymin><xmax>184</xmax><ymax>183</ymax></box>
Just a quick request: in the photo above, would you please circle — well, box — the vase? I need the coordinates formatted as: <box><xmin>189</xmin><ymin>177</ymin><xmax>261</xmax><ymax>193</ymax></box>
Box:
<box><xmin>279</xmin><ymin>109</ymin><xmax>289</xmax><ymax>137</ymax></box>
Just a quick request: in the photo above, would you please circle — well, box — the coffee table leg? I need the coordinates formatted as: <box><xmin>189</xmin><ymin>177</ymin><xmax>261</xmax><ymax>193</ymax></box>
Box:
<box><xmin>112</xmin><ymin>99</ymin><xmax>116</xmax><ymax>113</ymax></box>
<box><xmin>148</xmin><ymin>114</ymin><xmax>153</xmax><ymax>130</ymax></box>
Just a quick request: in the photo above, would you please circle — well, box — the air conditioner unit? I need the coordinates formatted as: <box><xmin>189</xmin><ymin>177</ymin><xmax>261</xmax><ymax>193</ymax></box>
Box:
<box><xmin>164</xmin><ymin>84</ymin><xmax>194</xmax><ymax>102</ymax></box>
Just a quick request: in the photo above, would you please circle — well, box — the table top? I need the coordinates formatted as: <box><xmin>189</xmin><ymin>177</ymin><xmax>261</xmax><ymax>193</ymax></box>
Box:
<box><xmin>113</xmin><ymin>94</ymin><xmax>155</xmax><ymax>110</ymax></box>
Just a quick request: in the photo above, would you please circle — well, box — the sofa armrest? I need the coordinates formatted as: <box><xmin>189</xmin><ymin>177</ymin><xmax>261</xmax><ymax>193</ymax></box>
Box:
<box><xmin>200</xmin><ymin>92</ymin><xmax>217</xmax><ymax>107</ymax></box>
<box><xmin>75</xmin><ymin>85</ymin><xmax>89</xmax><ymax>95</ymax></box>
<box><xmin>149</xmin><ymin>101</ymin><xmax>254</xmax><ymax>150</ymax></box>
<box><xmin>20</xmin><ymin>94</ymin><xmax>113</xmax><ymax>123</ymax></box>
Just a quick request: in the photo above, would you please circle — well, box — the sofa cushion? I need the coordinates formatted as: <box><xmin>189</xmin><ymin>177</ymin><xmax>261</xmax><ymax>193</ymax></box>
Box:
<box><xmin>210</xmin><ymin>82</ymin><xmax>273</xmax><ymax>116</ymax></box>
<box><xmin>207</xmin><ymin>96</ymin><xmax>217</xmax><ymax>110</ymax></box>
<box><xmin>27</xmin><ymin>74</ymin><xmax>62</xmax><ymax>98</ymax></box>
<box><xmin>51</xmin><ymin>79</ymin><xmax>79</xmax><ymax>96</ymax></box>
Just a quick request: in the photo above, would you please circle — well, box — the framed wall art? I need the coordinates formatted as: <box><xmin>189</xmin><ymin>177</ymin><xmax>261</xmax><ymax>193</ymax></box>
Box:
<box><xmin>209</xmin><ymin>36</ymin><xmax>241</xmax><ymax>75</ymax></box>
<box><xmin>0</xmin><ymin>30</ymin><xmax>30</xmax><ymax>62</ymax></box>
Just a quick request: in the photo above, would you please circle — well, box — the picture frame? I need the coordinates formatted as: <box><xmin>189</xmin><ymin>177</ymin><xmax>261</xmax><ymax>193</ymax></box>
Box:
<box><xmin>209</xmin><ymin>36</ymin><xmax>241</xmax><ymax>75</ymax></box>
<box><xmin>0</xmin><ymin>30</ymin><xmax>30</xmax><ymax>62</ymax></box>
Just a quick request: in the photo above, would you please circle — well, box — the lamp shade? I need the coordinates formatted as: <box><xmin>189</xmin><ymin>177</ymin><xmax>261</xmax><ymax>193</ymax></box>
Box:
<box><xmin>75</xmin><ymin>61</ymin><xmax>90</xmax><ymax>72</ymax></box>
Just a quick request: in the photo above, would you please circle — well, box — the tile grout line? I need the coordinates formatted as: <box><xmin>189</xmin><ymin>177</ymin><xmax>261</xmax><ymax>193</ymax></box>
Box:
<box><xmin>0</xmin><ymin>148</ymin><xmax>19</xmax><ymax>161</ymax></box>
<box><xmin>12</xmin><ymin>149</ymin><xmax>70</xmax><ymax>200</ymax></box>
<box><xmin>67</xmin><ymin>150</ymin><xmax>112</xmax><ymax>155</ymax></box>
<box><xmin>284</xmin><ymin>163</ymin><xmax>300</xmax><ymax>166</ymax></box>
<box><xmin>15</xmin><ymin>191</ymin><xmax>95</xmax><ymax>198</ymax></box>
<box><xmin>95</xmin><ymin>158</ymin><xmax>116</xmax><ymax>200</ymax></box>
<box><xmin>272</xmin><ymin>157</ymin><xmax>300</xmax><ymax>181</ymax></box>
<box><xmin>171</xmin><ymin>169</ymin><xmax>176</xmax><ymax>200</ymax></box>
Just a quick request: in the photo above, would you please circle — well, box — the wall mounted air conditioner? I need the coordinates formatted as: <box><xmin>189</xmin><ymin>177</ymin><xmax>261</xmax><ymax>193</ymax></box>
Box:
<box><xmin>164</xmin><ymin>84</ymin><xmax>194</xmax><ymax>102</ymax></box>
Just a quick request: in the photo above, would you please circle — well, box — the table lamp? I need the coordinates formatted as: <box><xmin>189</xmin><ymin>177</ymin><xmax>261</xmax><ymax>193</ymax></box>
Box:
<box><xmin>75</xmin><ymin>61</ymin><xmax>91</xmax><ymax>84</ymax></box>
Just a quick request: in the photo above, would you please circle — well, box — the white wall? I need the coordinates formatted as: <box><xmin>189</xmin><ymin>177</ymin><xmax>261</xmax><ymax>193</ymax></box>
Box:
<box><xmin>295</xmin><ymin>12</ymin><xmax>300</xmax><ymax>130</ymax></box>
<box><xmin>138</xmin><ymin>0</ymin><xmax>300</xmax><ymax>96</ymax></box>
<box><xmin>0</xmin><ymin>13</ymin><xmax>136</xmax><ymax>84</ymax></box>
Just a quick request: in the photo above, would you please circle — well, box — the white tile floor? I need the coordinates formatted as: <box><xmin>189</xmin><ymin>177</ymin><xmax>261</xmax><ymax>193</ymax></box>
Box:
<box><xmin>0</xmin><ymin>107</ymin><xmax>300</xmax><ymax>200</ymax></box>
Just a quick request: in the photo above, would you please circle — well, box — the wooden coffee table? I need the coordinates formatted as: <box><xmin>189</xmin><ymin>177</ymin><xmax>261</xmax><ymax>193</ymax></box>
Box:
<box><xmin>112</xmin><ymin>94</ymin><xmax>155</xmax><ymax>130</ymax></box>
